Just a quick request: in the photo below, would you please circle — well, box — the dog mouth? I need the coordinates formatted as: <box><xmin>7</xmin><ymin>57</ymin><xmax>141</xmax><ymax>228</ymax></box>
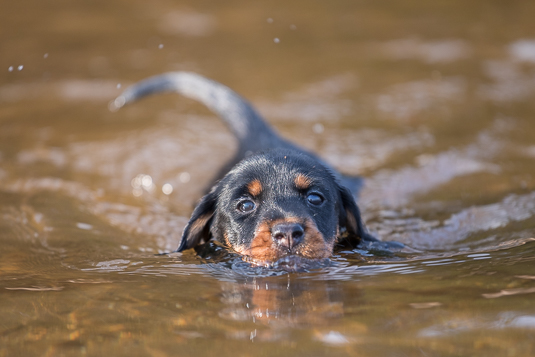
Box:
<box><xmin>243</xmin><ymin>254</ymin><xmax>331</xmax><ymax>271</ymax></box>
<box><xmin>241</xmin><ymin>218</ymin><xmax>334</xmax><ymax>263</ymax></box>
<box><xmin>241</xmin><ymin>237</ymin><xmax>333</xmax><ymax>264</ymax></box>
<box><xmin>242</xmin><ymin>248</ymin><xmax>305</xmax><ymax>265</ymax></box>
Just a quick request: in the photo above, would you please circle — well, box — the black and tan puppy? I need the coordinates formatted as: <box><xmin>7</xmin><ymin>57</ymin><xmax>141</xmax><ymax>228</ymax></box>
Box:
<box><xmin>112</xmin><ymin>72</ymin><xmax>385</xmax><ymax>265</ymax></box>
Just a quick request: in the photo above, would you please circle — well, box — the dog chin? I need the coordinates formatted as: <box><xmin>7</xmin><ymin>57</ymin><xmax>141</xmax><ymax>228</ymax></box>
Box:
<box><xmin>244</xmin><ymin>254</ymin><xmax>331</xmax><ymax>272</ymax></box>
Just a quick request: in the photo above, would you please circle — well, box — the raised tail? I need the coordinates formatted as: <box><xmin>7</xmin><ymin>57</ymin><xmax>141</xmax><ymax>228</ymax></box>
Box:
<box><xmin>111</xmin><ymin>72</ymin><xmax>295</xmax><ymax>155</ymax></box>
<box><xmin>111</xmin><ymin>72</ymin><xmax>364</xmax><ymax>195</ymax></box>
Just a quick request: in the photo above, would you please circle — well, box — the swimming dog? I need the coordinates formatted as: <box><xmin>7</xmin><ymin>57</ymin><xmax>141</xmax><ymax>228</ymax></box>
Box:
<box><xmin>112</xmin><ymin>72</ymin><xmax>393</xmax><ymax>265</ymax></box>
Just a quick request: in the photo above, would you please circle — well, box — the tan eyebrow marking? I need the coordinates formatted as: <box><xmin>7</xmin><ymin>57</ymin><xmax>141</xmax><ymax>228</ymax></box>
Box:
<box><xmin>247</xmin><ymin>179</ymin><xmax>263</xmax><ymax>196</ymax></box>
<box><xmin>294</xmin><ymin>174</ymin><xmax>312</xmax><ymax>190</ymax></box>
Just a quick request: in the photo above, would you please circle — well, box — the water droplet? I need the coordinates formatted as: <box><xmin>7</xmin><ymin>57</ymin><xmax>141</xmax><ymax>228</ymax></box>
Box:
<box><xmin>290</xmin><ymin>24</ymin><xmax>297</xmax><ymax>30</ymax></box>
<box><xmin>267</xmin><ymin>18</ymin><xmax>273</xmax><ymax>24</ymax></box>
<box><xmin>131</xmin><ymin>175</ymin><xmax>142</xmax><ymax>188</ymax></box>
<box><xmin>158</xmin><ymin>44</ymin><xmax>164</xmax><ymax>49</ymax></box>
<box><xmin>273</xmin><ymin>38</ymin><xmax>280</xmax><ymax>44</ymax></box>
<box><xmin>8</xmin><ymin>66</ymin><xmax>13</xmax><ymax>72</ymax></box>
<box><xmin>17</xmin><ymin>65</ymin><xmax>24</xmax><ymax>71</ymax></box>
<box><xmin>313</xmin><ymin>123</ymin><xmax>324</xmax><ymax>134</ymax></box>
<box><xmin>179</xmin><ymin>172</ymin><xmax>190</xmax><ymax>183</ymax></box>
<box><xmin>44</xmin><ymin>53</ymin><xmax>49</xmax><ymax>59</ymax></box>
<box><xmin>162</xmin><ymin>183</ymin><xmax>173</xmax><ymax>195</ymax></box>
<box><xmin>117</xmin><ymin>83</ymin><xmax>121</xmax><ymax>89</ymax></box>
<box><xmin>141</xmin><ymin>175</ymin><xmax>153</xmax><ymax>188</ymax></box>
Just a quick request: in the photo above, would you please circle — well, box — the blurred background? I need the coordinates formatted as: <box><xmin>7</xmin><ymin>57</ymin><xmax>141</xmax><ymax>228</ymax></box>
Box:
<box><xmin>1</xmin><ymin>1</ymin><xmax>535</xmax><ymax>356</ymax></box>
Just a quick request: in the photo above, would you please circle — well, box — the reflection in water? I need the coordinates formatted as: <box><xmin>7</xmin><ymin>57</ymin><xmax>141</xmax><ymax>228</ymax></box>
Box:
<box><xmin>2</xmin><ymin>0</ymin><xmax>535</xmax><ymax>354</ymax></box>
<box><xmin>219</xmin><ymin>278</ymin><xmax>345</xmax><ymax>324</ymax></box>
<box><xmin>217</xmin><ymin>275</ymin><xmax>352</xmax><ymax>343</ymax></box>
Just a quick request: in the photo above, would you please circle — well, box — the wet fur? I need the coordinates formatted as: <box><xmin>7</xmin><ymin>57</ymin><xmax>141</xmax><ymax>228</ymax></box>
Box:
<box><xmin>113</xmin><ymin>72</ymin><xmax>378</xmax><ymax>263</ymax></box>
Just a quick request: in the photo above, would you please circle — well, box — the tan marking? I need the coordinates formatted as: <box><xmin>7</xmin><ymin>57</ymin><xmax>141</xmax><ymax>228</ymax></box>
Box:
<box><xmin>223</xmin><ymin>231</ymin><xmax>231</xmax><ymax>248</ymax></box>
<box><xmin>294</xmin><ymin>174</ymin><xmax>312</xmax><ymax>190</ymax></box>
<box><xmin>247</xmin><ymin>221</ymin><xmax>279</xmax><ymax>262</ymax></box>
<box><xmin>247</xmin><ymin>179</ymin><xmax>263</xmax><ymax>196</ymax></box>
<box><xmin>297</xmin><ymin>219</ymin><xmax>334</xmax><ymax>259</ymax></box>
<box><xmin>239</xmin><ymin>217</ymin><xmax>335</xmax><ymax>263</ymax></box>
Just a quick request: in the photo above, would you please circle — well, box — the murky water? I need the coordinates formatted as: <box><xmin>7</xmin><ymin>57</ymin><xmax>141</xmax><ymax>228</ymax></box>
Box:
<box><xmin>1</xmin><ymin>0</ymin><xmax>535</xmax><ymax>356</ymax></box>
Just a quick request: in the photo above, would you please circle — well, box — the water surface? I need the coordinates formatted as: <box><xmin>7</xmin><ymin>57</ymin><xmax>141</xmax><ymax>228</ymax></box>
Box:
<box><xmin>1</xmin><ymin>0</ymin><xmax>535</xmax><ymax>356</ymax></box>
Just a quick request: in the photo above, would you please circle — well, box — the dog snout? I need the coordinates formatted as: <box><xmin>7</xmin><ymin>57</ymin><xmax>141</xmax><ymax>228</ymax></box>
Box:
<box><xmin>271</xmin><ymin>222</ymin><xmax>304</xmax><ymax>249</ymax></box>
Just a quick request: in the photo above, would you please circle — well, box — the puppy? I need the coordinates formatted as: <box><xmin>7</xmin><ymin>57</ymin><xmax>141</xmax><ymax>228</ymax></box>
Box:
<box><xmin>112</xmin><ymin>72</ymin><xmax>385</xmax><ymax>265</ymax></box>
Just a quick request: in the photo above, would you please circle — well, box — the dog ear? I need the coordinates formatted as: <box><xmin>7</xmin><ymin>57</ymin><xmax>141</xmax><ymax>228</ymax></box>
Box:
<box><xmin>337</xmin><ymin>185</ymin><xmax>376</xmax><ymax>247</ymax></box>
<box><xmin>177</xmin><ymin>185</ymin><xmax>221</xmax><ymax>252</ymax></box>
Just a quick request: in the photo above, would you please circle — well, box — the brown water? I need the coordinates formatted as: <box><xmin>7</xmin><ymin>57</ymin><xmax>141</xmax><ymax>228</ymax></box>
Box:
<box><xmin>1</xmin><ymin>0</ymin><xmax>535</xmax><ymax>356</ymax></box>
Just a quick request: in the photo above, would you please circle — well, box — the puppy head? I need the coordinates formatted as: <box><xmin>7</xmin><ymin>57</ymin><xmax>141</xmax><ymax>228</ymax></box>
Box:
<box><xmin>178</xmin><ymin>150</ymin><xmax>366</xmax><ymax>263</ymax></box>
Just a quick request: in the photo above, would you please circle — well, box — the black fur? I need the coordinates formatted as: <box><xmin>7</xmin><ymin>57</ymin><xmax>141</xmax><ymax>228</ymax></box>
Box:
<box><xmin>113</xmin><ymin>72</ymin><xmax>383</xmax><ymax>263</ymax></box>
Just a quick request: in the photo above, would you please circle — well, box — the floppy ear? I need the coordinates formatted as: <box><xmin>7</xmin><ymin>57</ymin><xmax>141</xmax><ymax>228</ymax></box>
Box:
<box><xmin>177</xmin><ymin>185</ymin><xmax>221</xmax><ymax>252</ymax></box>
<box><xmin>337</xmin><ymin>185</ymin><xmax>376</xmax><ymax>247</ymax></box>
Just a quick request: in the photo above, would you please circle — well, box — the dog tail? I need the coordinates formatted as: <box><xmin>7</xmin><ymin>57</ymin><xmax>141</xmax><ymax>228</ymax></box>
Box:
<box><xmin>111</xmin><ymin>72</ymin><xmax>294</xmax><ymax>154</ymax></box>
<box><xmin>111</xmin><ymin>72</ymin><xmax>364</xmax><ymax>194</ymax></box>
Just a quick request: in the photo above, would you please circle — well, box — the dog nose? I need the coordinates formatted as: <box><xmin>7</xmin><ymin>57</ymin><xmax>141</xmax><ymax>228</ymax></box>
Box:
<box><xmin>271</xmin><ymin>222</ymin><xmax>304</xmax><ymax>249</ymax></box>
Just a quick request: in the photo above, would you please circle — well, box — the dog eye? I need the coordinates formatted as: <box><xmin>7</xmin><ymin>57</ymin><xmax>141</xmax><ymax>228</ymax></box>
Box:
<box><xmin>307</xmin><ymin>193</ymin><xmax>324</xmax><ymax>206</ymax></box>
<box><xmin>237</xmin><ymin>200</ymin><xmax>256</xmax><ymax>213</ymax></box>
